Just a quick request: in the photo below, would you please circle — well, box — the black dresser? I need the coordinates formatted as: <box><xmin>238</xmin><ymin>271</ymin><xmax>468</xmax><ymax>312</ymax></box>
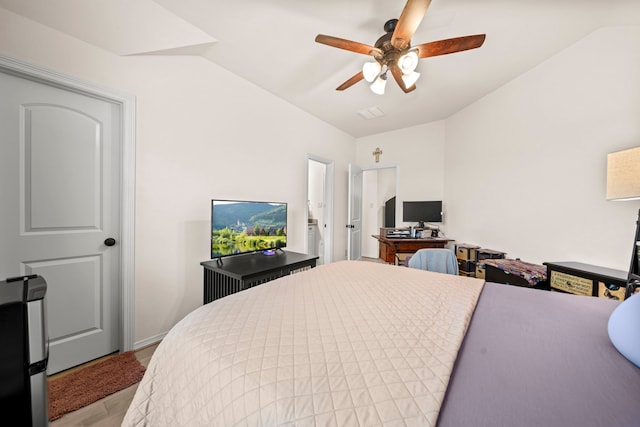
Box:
<box><xmin>201</xmin><ymin>250</ymin><xmax>318</xmax><ymax>303</ymax></box>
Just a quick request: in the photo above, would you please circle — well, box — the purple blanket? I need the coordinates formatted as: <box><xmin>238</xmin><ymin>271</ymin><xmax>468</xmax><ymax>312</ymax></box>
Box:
<box><xmin>437</xmin><ymin>282</ymin><xmax>640</xmax><ymax>427</ymax></box>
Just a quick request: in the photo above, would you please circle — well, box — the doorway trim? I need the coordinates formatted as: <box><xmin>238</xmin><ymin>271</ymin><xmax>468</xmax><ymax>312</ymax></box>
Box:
<box><xmin>306</xmin><ymin>154</ymin><xmax>334</xmax><ymax>264</ymax></box>
<box><xmin>0</xmin><ymin>54</ymin><xmax>136</xmax><ymax>352</ymax></box>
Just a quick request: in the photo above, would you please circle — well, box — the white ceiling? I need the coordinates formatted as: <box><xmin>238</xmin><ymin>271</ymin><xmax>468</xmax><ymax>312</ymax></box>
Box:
<box><xmin>2</xmin><ymin>0</ymin><xmax>639</xmax><ymax>138</ymax></box>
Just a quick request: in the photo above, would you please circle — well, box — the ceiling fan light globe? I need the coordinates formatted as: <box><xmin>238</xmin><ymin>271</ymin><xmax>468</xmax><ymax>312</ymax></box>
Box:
<box><xmin>370</xmin><ymin>74</ymin><xmax>387</xmax><ymax>95</ymax></box>
<box><xmin>401</xmin><ymin>71</ymin><xmax>420</xmax><ymax>88</ymax></box>
<box><xmin>398</xmin><ymin>50</ymin><xmax>419</xmax><ymax>74</ymax></box>
<box><xmin>362</xmin><ymin>61</ymin><xmax>381</xmax><ymax>83</ymax></box>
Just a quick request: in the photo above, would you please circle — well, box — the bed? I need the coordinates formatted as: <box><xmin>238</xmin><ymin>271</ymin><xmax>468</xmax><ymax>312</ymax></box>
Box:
<box><xmin>123</xmin><ymin>260</ymin><xmax>640</xmax><ymax>426</ymax></box>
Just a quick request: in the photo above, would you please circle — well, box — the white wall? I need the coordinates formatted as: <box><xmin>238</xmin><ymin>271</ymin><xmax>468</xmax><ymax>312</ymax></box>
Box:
<box><xmin>356</xmin><ymin>120</ymin><xmax>447</xmax><ymax>232</ymax></box>
<box><xmin>445</xmin><ymin>26</ymin><xmax>640</xmax><ymax>270</ymax></box>
<box><xmin>0</xmin><ymin>8</ymin><xmax>356</xmax><ymax>345</ymax></box>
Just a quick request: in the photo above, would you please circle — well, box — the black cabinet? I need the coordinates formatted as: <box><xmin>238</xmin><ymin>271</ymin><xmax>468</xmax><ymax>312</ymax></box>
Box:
<box><xmin>544</xmin><ymin>262</ymin><xmax>628</xmax><ymax>300</ymax></box>
<box><xmin>201</xmin><ymin>251</ymin><xmax>318</xmax><ymax>303</ymax></box>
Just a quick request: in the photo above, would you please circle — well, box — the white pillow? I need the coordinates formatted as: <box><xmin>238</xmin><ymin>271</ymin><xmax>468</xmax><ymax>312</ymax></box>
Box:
<box><xmin>608</xmin><ymin>292</ymin><xmax>640</xmax><ymax>368</ymax></box>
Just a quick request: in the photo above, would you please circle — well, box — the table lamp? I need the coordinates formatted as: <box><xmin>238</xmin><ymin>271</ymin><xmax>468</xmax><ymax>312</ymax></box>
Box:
<box><xmin>607</xmin><ymin>146</ymin><xmax>640</xmax><ymax>201</ymax></box>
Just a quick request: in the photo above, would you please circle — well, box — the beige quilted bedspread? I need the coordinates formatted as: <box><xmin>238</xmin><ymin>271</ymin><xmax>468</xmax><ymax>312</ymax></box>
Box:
<box><xmin>123</xmin><ymin>260</ymin><xmax>484</xmax><ymax>427</ymax></box>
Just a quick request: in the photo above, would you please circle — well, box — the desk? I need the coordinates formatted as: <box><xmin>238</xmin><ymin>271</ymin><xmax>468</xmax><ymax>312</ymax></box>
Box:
<box><xmin>201</xmin><ymin>250</ymin><xmax>318</xmax><ymax>303</ymax></box>
<box><xmin>372</xmin><ymin>235</ymin><xmax>454</xmax><ymax>264</ymax></box>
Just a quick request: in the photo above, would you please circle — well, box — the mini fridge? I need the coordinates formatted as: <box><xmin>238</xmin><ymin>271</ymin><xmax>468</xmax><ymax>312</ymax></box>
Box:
<box><xmin>0</xmin><ymin>275</ymin><xmax>48</xmax><ymax>426</ymax></box>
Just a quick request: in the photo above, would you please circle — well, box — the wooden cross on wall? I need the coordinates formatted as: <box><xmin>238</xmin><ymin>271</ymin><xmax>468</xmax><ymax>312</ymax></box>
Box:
<box><xmin>372</xmin><ymin>147</ymin><xmax>383</xmax><ymax>163</ymax></box>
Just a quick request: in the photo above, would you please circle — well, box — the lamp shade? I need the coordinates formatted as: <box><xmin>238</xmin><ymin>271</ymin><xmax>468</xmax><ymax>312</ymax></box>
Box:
<box><xmin>370</xmin><ymin>73</ymin><xmax>387</xmax><ymax>95</ymax></box>
<box><xmin>607</xmin><ymin>146</ymin><xmax>640</xmax><ymax>201</ymax></box>
<box><xmin>398</xmin><ymin>50</ymin><xmax>419</xmax><ymax>74</ymax></box>
<box><xmin>362</xmin><ymin>61</ymin><xmax>381</xmax><ymax>83</ymax></box>
<box><xmin>401</xmin><ymin>71</ymin><xmax>420</xmax><ymax>88</ymax></box>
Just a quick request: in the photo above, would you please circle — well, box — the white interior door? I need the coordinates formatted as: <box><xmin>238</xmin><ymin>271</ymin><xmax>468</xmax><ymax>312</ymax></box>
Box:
<box><xmin>0</xmin><ymin>70</ymin><xmax>121</xmax><ymax>374</ymax></box>
<box><xmin>347</xmin><ymin>164</ymin><xmax>363</xmax><ymax>260</ymax></box>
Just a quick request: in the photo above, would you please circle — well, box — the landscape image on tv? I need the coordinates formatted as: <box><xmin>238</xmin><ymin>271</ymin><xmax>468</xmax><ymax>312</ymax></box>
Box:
<box><xmin>211</xmin><ymin>200</ymin><xmax>287</xmax><ymax>258</ymax></box>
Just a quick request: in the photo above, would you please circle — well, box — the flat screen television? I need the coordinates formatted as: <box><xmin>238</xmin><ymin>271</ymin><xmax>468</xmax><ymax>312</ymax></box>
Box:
<box><xmin>402</xmin><ymin>200</ymin><xmax>443</xmax><ymax>226</ymax></box>
<box><xmin>384</xmin><ymin>196</ymin><xmax>396</xmax><ymax>228</ymax></box>
<box><xmin>211</xmin><ymin>199</ymin><xmax>287</xmax><ymax>259</ymax></box>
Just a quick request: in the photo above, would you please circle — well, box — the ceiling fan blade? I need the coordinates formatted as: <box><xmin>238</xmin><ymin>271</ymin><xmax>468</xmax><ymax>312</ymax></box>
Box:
<box><xmin>336</xmin><ymin>71</ymin><xmax>365</xmax><ymax>91</ymax></box>
<box><xmin>315</xmin><ymin>34</ymin><xmax>383</xmax><ymax>58</ymax></box>
<box><xmin>390</xmin><ymin>66</ymin><xmax>416</xmax><ymax>93</ymax></box>
<box><xmin>415</xmin><ymin>34</ymin><xmax>486</xmax><ymax>58</ymax></box>
<box><xmin>391</xmin><ymin>0</ymin><xmax>432</xmax><ymax>50</ymax></box>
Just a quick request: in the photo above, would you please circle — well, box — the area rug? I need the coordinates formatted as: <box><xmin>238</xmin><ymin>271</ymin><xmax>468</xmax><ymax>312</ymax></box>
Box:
<box><xmin>47</xmin><ymin>351</ymin><xmax>146</xmax><ymax>421</ymax></box>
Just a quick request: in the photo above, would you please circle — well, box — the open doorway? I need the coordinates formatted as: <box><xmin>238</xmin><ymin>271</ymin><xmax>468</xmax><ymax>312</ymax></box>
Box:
<box><xmin>307</xmin><ymin>156</ymin><xmax>334</xmax><ymax>265</ymax></box>
<box><xmin>361</xmin><ymin>167</ymin><xmax>398</xmax><ymax>259</ymax></box>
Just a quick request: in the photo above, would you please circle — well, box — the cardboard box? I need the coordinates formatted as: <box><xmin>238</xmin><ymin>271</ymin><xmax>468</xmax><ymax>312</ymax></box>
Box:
<box><xmin>549</xmin><ymin>270</ymin><xmax>593</xmax><ymax>296</ymax></box>
<box><xmin>456</xmin><ymin>244</ymin><xmax>480</xmax><ymax>261</ymax></box>
<box><xmin>598</xmin><ymin>281</ymin><xmax>626</xmax><ymax>301</ymax></box>
<box><xmin>476</xmin><ymin>263</ymin><xmax>486</xmax><ymax>279</ymax></box>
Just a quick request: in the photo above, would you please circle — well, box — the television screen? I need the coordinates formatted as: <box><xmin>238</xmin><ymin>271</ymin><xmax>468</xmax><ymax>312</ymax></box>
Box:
<box><xmin>211</xmin><ymin>199</ymin><xmax>287</xmax><ymax>259</ymax></box>
<box><xmin>384</xmin><ymin>196</ymin><xmax>396</xmax><ymax>228</ymax></box>
<box><xmin>402</xmin><ymin>200</ymin><xmax>443</xmax><ymax>224</ymax></box>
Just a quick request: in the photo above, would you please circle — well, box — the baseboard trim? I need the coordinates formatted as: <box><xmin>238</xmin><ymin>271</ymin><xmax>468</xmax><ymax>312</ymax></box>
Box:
<box><xmin>134</xmin><ymin>332</ymin><xmax>166</xmax><ymax>350</ymax></box>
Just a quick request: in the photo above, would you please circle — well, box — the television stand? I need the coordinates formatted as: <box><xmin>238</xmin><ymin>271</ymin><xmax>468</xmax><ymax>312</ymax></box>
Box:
<box><xmin>201</xmin><ymin>250</ymin><xmax>319</xmax><ymax>303</ymax></box>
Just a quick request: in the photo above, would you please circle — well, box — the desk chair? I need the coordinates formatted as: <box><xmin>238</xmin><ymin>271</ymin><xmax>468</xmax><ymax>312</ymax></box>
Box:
<box><xmin>406</xmin><ymin>248</ymin><xmax>459</xmax><ymax>275</ymax></box>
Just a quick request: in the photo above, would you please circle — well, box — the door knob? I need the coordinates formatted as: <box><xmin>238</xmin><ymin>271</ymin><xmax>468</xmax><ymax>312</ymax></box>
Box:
<box><xmin>104</xmin><ymin>238</ymin><xmax>117</xmax><ymax>247</ymax></box>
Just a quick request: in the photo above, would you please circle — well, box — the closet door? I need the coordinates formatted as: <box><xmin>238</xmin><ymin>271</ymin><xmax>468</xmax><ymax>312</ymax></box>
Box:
<box><xmin>0</xmin><ymin>70</ymin><xmax>122</xmax><ymax>374</ymax></box>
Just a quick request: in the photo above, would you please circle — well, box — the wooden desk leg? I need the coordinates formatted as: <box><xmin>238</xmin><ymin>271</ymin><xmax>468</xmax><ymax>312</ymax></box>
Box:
<box><xmin>378</xmin><ymin>241</ymin><xmax>395</xmax><ymax>263</ymax></box>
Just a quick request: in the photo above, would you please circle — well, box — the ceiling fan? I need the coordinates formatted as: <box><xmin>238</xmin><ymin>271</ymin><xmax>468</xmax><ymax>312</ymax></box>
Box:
<box><xmin>315</xmin><ymin>0</ymin><xmax>486</xmax><ymax>95</ymax></box>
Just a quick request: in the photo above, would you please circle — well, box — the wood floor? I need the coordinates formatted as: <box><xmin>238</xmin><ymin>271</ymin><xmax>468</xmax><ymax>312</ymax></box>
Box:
<box><xmin>48</xmin><ymin>342</ymin><xmax>159</xmax><ymax>427</ymax></box>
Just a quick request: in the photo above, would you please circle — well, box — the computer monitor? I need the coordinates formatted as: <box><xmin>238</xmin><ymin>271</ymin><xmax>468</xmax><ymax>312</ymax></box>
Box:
<box><xmin>402</xmin><ymin>200</ymin><xmax>442</xmax><ymax>227</ymax></box>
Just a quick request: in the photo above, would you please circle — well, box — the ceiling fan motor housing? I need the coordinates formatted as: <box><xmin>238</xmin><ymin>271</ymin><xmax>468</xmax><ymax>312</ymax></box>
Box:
<box><xmin>383</xmin><ymin>18</ymin><xmax>398</xmax><ymax>33</ymax></box>
<box><xmin>375</xmin><ymin>28</ymin><xmax>410</xmax><ymax>67</ymax></box>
